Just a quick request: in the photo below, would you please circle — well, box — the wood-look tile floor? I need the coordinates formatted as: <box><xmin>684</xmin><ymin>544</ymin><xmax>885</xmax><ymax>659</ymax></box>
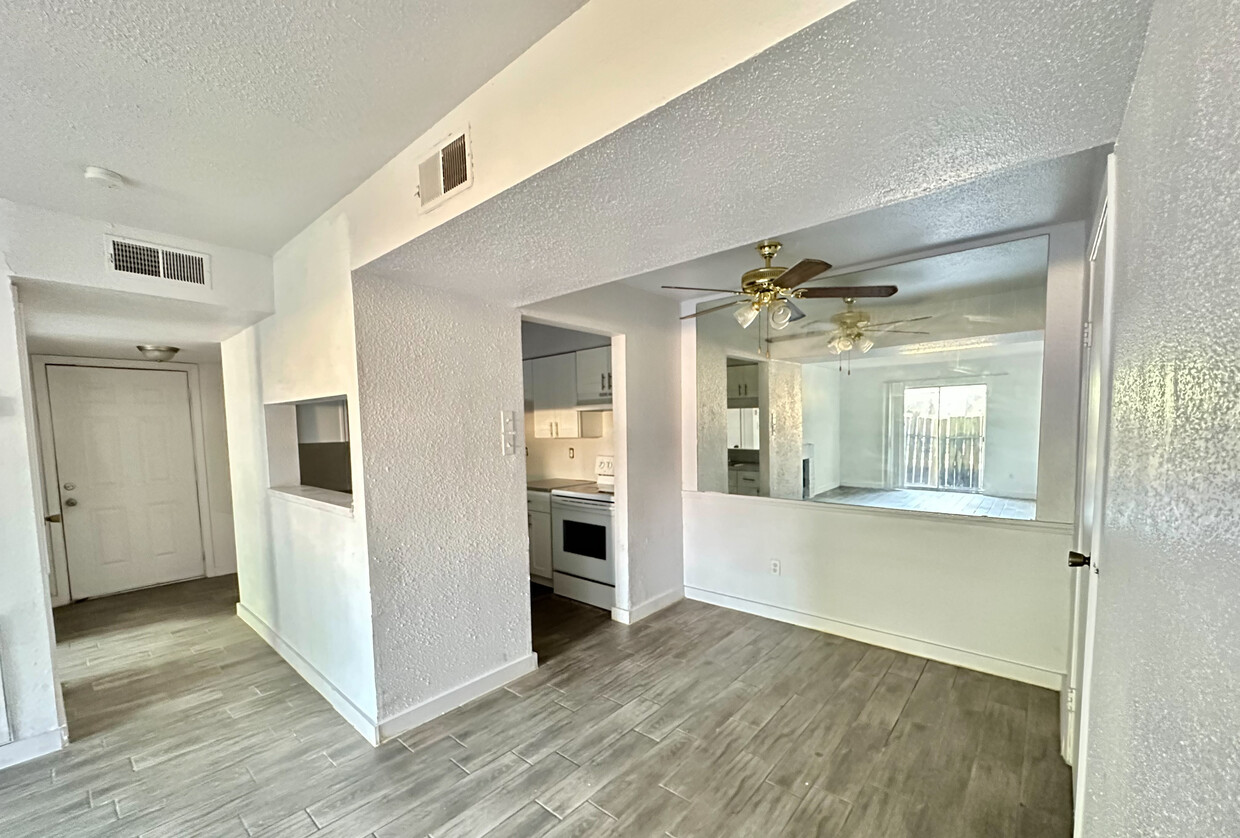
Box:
<box><xmin>0</xmin><ymin>576</ymin><xmax>1071</xmax><ymax>837</ymax></box>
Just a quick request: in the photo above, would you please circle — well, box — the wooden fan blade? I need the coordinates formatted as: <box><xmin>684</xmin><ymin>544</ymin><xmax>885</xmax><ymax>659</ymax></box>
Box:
<box><xmin>662</xmin><ymin>286</ymin><xmax>745</xmax><ymax>294</ymax></box>
<box><xmin>776</xmin><ymin>259</ymin><xmax>832</xmax><ymax>289</ymax></box>
<box><xmin>867</xmin><ymin>315</ymin><xmax>933</xmax><ymax>328</ymax></box>
<box><xmin>765</xmin><ymin>331</ymin><xmax>824</xmax><ymax>344</ymax></box>
<box><xmin>795</xmin><ymin>285</ymin><xmax>898</xmax><ymax>298</ymax></box>
<box><xmin>679</xmin><ymin>300</ymin><xmax>745</xmax><ymax>320</ymax></box>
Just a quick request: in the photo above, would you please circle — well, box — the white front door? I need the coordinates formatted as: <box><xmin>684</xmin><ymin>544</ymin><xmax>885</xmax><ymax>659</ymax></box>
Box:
<box><xmin>47</xmin><ymin>365</ymin><xmax>205</xmax><ymax>599</ymax></box>
<box><xmin>1064</xmin><ymin>154</ymin><xmax>1117</xmax><ymax>827</ymax></box>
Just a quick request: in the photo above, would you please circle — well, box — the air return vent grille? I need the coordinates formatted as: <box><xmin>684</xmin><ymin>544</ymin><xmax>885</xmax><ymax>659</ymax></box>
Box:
<box><xmin>107</xmin><ymin>237</ymin><xmax>210</xmax><ymax>286</ymax></box>
<box><xmin>417</xmin><ymin>130</ymin><xmax>472</xmax><ymax>211</ymax></box>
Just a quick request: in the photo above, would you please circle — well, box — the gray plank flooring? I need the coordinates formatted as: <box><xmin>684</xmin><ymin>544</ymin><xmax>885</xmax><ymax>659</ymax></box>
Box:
<box><xmin>812</xmin><ymin>486</ymin><xmax>1037</xmax><ymax>520</ymax></box>
<box><xmin>0</xmin><ymin>576</ymin><xmax>1071</xmax><ymax>836</ymax></box>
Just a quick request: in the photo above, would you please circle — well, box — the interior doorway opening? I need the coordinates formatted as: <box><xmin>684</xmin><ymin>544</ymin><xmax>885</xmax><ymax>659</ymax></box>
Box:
<box><xmin>520</xmin><ymin>319</ymin><xmax>619</xmax><ymax>626</ymax></box>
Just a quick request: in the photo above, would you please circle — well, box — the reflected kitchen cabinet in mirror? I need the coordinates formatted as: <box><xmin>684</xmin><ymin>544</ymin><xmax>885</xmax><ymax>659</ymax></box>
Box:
<box><xmin>695</xmin><ymin>236</ymin><xmax>1048</xmax><ymax>520</ymax></box>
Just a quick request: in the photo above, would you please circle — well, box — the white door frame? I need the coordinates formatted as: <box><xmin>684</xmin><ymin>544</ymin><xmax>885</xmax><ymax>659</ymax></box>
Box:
<box><xmin>1062</xmin><ymin>154</ymin><xmax>1117</xmax><ymax>832</ymax></box>
<box><xmin>30</xmin><ymin>355</ymin><xmax>219</xmax><ymax>605</ymax></box>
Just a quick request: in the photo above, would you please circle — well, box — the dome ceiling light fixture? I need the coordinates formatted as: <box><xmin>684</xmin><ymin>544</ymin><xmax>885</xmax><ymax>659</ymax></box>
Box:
<box><xmin>136</xmin><ymin>345</ymin><xmax>180</xmax><ymax>362</ymax></box>
<box><xmin>83</xmin><ymin>165</ymin><xmax>127</xmax><ymax>188</ymax></box>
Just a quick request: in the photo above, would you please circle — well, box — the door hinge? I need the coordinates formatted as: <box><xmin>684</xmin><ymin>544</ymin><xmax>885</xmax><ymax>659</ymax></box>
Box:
<box><xmin>1082</xmin><ymin>321</ymin><xmax>1093</xmax><ymax>348</ymax></box>
<box><xmin>1066</xmin><ymin>687</ymin><xmax>1077</xmax><ymax>713</ymax></box>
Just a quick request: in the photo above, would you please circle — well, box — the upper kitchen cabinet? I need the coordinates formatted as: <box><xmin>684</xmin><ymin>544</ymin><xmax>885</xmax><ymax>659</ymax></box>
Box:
<box><xmin>529</xmin><ymin>353</ymin><xmax>602</xmax><ymax>439</ymax></box>
<box><xmin>575</xmin><ymin>346</ymin><xmax>612</xmax><ymax>406</ymax></box>
<box><xmin>727</xmin><ymin>363</ymin><xmax>759</xmax><ymax>400</ymax></box>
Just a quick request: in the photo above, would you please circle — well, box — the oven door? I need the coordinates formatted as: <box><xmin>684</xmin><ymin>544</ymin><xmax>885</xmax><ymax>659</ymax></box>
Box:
<box><xmin>551</xmin><ymin>498</ymin><xmax>614</xmax><ymax>585</ymax></box>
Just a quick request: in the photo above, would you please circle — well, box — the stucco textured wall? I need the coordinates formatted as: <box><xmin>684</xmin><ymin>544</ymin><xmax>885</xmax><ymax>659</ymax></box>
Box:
<box><xmin>352</xmin><ymin>271</ymin><xmax>532</xmax><ymax>720</ymax></box>
<box><xmin>1084</xmin><ymin>0</ymin><xmax>1240</xmax><ymax>833</ymax></box>
<box><xmin>368</xmin><ymin>0</ymin><xmax>1153</xmax><ymax>306</ymax></box>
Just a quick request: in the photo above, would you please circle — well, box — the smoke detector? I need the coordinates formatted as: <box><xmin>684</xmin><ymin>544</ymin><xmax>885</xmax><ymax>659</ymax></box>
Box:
<box><xmin>84</xmin><ymin>166</ymin><xmax>126</xmax><ymax>188</ymax></box>
<box><xmin>136</xmin><ymin>345</ymin><xmax>179</xmax><ymax>362</ymax></box>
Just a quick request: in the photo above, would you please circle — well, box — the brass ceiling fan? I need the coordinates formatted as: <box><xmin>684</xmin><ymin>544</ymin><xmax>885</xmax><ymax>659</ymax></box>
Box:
<box><xmin>666</xmin><ymin>241</ymin><xmax>897</xmax><ymax>330</ymax></box>
<box><xmin>767</xmin><ymin>298</ymin><xmax>931</xmax><ymax>355</ymax></box>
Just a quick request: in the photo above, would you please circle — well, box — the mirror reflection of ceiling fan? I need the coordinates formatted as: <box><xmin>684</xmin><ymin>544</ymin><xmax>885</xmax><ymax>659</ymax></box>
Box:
<box><xmin>767</xmin><ymin>300</ymin><xmax>932</xmax><ymax>355</ymax></box>
<box><xmin>667</xmin><ymin>241</ymin><xmax>897</xmax><ymax>331</ymax></box>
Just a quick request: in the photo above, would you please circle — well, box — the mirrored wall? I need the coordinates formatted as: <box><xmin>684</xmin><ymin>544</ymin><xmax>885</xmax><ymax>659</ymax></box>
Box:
<box><xmin>696</xmin><ymin>236</ymin><xmax>1048</xmax><ymax>520</ymax></box>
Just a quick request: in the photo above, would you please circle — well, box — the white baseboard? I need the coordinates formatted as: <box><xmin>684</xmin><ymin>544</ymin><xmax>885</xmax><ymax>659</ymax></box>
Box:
<box><xmin>377</xmin><ymin>653</ymin><xmax>539</xmax><ymax>743</ymax></box>
<box><xmin>685</xmin><ymin>586</ymin><xmax>1062</xmax><ymax>690</ymax></box>
<box><xmin>0</xmin><ymin>728</ymin><xmax>65</xmax><ymax>770</ymax></box>
<box><xmin>612</xmin><ymin>587</ymin><xmax>684</xmax><ymax>625</ymax></box>
<box><xmin>236</xmin><ymin>603</ymin><xmax>381</xmax><ymax>744</ymax></box>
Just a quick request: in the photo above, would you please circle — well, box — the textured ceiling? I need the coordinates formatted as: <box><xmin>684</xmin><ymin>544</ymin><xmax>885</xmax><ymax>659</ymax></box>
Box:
<box><xmin>625</xmin><ymin>148</ymin><xmax>1103</xmax><ymax>300</ymax></box>
<box><xmin>0</xmin><ymin>0</ymin><xmax>588</xmax><ymax>253</ymax></box>
<box><xmin>367</xmin><ymin>0</ymin><xmax>1151</xmax><ymax>306</ymax></box>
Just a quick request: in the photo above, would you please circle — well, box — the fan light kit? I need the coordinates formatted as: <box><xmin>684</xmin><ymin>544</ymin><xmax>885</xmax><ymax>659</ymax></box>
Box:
<box><xmin>136</xmin><ymin>345</ymin><xmax>180</xmax><ymax>362</ymax></box>
<box><xmin>668</xmin><ymin>241</ymin><xmax>897</xmax><ymax>330</ymax></box>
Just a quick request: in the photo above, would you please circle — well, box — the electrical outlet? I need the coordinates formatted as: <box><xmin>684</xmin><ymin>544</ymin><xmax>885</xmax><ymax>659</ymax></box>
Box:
<box><xmin>770</xmin><ymin>560</ymin><xmax>781</xmax><ymax>576</ymax></box>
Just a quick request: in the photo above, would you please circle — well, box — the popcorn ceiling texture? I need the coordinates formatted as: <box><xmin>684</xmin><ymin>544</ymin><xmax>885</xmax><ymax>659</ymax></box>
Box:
<box><xmin>0</xmin><ymin>0</ymin><xmax>588</xmax><ymax>251</ymax></box>
<box><xmin>1084</xmin><ymin>0</ymin><xmax>1240</xmax><ymax>833</ymax></box>
<box><xmin>369</xmin><ymin>0</ymin><xmax>1153</xmax><ymax>306</ymax></box>
<box><xmin>351</xmin><ymin>269</ymin><xmax>532</xmax><ymax>719</ymax></box>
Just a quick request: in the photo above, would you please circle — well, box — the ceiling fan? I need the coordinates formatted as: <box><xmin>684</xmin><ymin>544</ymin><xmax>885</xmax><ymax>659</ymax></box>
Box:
<box><xmin>767</xmin><ymin>299</ymin><xmax>932</xmax><ymax>355</ymax></box>
<box><xmin>667</xmin><ymin>241</ymin><xmax>897</xmax><ymax>330</ymax></box>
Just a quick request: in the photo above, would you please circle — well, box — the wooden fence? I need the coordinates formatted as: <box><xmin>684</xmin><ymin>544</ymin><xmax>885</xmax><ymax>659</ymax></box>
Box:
<box><xmin>904</xmin><ymin>415</ymin><xmax>984</xmax><ymax>491</ymax></box>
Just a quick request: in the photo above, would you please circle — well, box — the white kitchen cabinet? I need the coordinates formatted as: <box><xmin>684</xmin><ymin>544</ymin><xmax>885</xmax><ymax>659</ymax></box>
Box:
<box><xmin>727</xmin><ymin>363</ymin><xmax>759</xmax><ymax>399</ymax></box>
<box><xmin>730</xmin><ymin>467</ymin><xmax>760</xmax><ymax>496</ymax></box>
<box><xmin>527</xmin><ymin>490</ymin><xmax>553</xmax><ymax>580</ymax></box>
<box><xmin>575</xmin><ymin>346</ymin><xmax>612</xmax><ymax>404</ymax></box>
<box><xmin>529</xmin><ymin>353</ymin><xmax>601</xmax><ymax>439</ymax></box>
<box><xmin>529</xmin><ymin>516</ymin><xmax>552</xmax><ymax>579</ymax></box>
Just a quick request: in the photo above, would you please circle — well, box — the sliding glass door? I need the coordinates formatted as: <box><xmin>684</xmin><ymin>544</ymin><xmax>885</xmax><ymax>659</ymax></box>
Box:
<box><xmin>902</xmin><ymin>384</ymin><xmax>987</xmax><ymax>492</ymax></box>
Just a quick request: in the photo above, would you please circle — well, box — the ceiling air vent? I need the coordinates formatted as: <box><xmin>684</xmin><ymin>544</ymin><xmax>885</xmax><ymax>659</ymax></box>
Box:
<box><xmin>417</xmin><ymin>130</ymin><xmax>473</xmax><ymax>211</ymax></box>
<box><xmin>106</xmin><ymin>237</ymin><xmax>210</xmax><ymax>286</ymax></box>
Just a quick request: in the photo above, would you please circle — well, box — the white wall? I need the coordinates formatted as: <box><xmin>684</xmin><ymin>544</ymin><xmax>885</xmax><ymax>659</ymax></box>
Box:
<box><xmin>523</xmin><ymin>283</ymin><xmax>684</xmax><ymax>620</ymax></box>
<box><xmin>1082</xmin><ymin>0</ymin><xmax>1240</xmax><ymax>832</ymax></box>
<box><xmin>801</xmin><ymin>363</ymin><xmax>841</xmax><ymax>495</ymax></box>
<box><xmin>198</xmin><ymin>363</ymin><xmax>236</xmax><ymax>574</ymax></box>
<box><xmin>684</xmin><ymin>491</ymin><xmax>1072</xmax><ymax>688</ymax></box>
<box><xmin>681</xmin><ymin>225</ymin><xmax>1087</xmax><ymax>688</ymax></box>
<box><xmin>833</xmin><ymin>343</ymin><xmax>1044</xmax><ymax>499</ymax></box>
<box><xmin>0</xmin><ymin>199</ymin><xmax>271</xmax><ymax>318</ymax></box>
<box><xmin>221</xmin><ymin>214</ymin><xmax>378</xmax><ymax>738</ymax></box>
<box><xmin>0</xmin><ymin>283</ymin><xmax>64</xmax><ymax>767</ymax></box>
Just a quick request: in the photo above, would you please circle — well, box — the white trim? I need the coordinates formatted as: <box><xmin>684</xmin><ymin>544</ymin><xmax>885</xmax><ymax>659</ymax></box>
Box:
<box><xmin>0</xmin><ymin>728</ymin><xmax>65</xmax><ymax>770</ymax></box>
<box><xmin>685</xmin><ymin>585</ymin><xmax>1063</xmax><ymax>690</ymax></box>
<box><xmin>687</xmin><ymin>489</ymin><xmax>1072</xmax><ymax>535</ymax></box>
<box><xmin>236</xmin><ymin>603</ymin><xmax>380</xmax><ymax>745</ymax></box>
<box><xmin>268</xmin><ymin>486</ymin><xmax>355</xmax><ymax>517</ymax></box>
<box><xmin>611</xmin><ymin>586</ymin><xmax>683</xmax><ymax>625</ymax></box>
<box><xmin>376</xmin><ymin>653</ymin><xmax>539</xmax><ymax>743</ymax></box>
<box><xmin>30</xmin><ymin>354</ymin><xmax>222</xmax><ymax>604</ymax></box>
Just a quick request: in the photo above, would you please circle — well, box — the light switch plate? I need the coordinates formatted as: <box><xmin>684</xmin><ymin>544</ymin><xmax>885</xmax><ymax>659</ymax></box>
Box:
<box><xmin>595</xmin><ymin>455</ymin><xmax>615</xmax><ymax>476</ymax></box>
<box><xmin>500</xmin><ymin>410</ymin><xmax>517</xmax><ymax>455</ymax></box>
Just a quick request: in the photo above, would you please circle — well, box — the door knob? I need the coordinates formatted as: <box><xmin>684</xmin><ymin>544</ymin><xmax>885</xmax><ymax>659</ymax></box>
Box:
<box><xmin>63</xmin><ymin>482</ymin><xmax>76</xmax><ymax>491</ymax></box>
<box><xmin>64</xmin><ymin>498</ymin><xmax>78</xmax><ymax>507</ymax></box>
<box><xmin>1068</xmin><ymin>550</ymin><xmax>1090</xmax><ymax>568</ymax></box>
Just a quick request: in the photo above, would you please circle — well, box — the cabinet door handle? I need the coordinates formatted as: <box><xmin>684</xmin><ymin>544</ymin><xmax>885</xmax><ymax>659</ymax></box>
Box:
<box><xmin>601</xmin><ymin>373</ymin><xmax>605</xmax><ymax>391</ymax></box>
<box><xmin>607</xmin><ymin>372</ymin><xmax>612</xmax><ymax>390</ymax></box>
